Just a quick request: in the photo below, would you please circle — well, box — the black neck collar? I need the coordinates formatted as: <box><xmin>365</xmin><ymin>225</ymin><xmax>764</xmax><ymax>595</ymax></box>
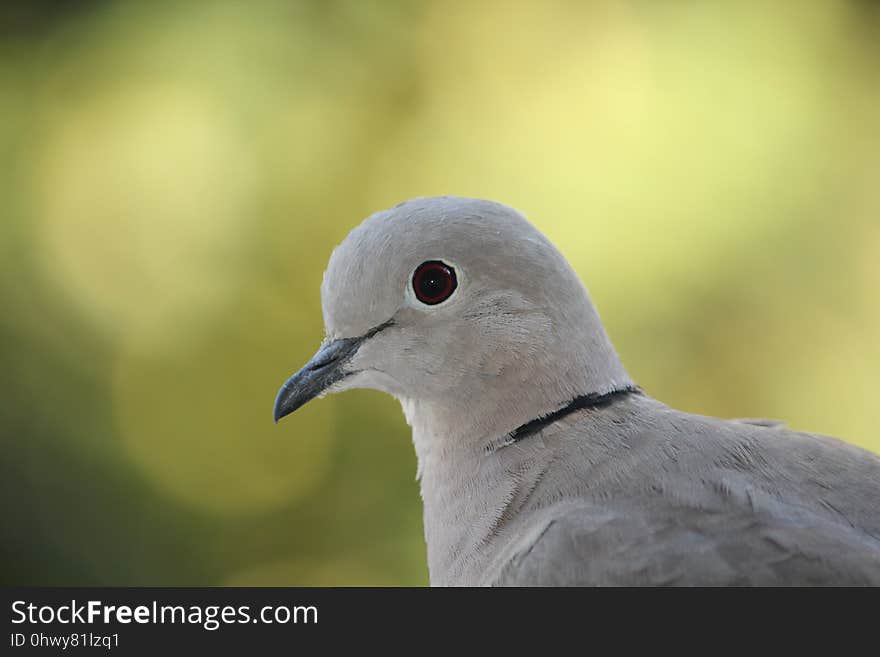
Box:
<box><xmin>504</xmin><ymin>385</ymin><xmax>641</xmax><ymax>446</ymax></box>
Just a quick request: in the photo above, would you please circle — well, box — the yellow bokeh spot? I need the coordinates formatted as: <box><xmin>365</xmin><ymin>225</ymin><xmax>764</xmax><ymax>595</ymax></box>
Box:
<box><xmin>35</xmin><ymin>82</ymin><xmax>258</xmax><ymax>349</ymax></box>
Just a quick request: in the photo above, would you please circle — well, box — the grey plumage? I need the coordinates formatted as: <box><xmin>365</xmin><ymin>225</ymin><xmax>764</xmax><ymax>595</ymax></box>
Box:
<box><xmin>274</xmin><ymin>196</ymin><xmax>880</xmax><ymax>586</ymax></box>
<box><xmin>484</xmin><ymin>395</ymin><xmax>880</xmax><ymax>586</ymax></box>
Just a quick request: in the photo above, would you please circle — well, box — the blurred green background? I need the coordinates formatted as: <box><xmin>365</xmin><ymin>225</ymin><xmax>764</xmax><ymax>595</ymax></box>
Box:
<box><xmin>1</xmin><ymin>0</ymin><xmax>878</xmax><ymax>586</ymax></box>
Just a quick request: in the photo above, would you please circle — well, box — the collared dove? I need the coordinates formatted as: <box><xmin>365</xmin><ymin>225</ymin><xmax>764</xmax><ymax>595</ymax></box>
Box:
<box><xmin>274</xmin><ymin>196</ymin><xmax>880</xmax><ymax>586</ymax></box>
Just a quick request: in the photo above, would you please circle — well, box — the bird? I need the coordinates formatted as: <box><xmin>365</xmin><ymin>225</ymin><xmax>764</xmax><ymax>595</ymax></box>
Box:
<box><xmin>273</xmin><ymin>196</ymin><xmax>880</xmax><ymax>586</ymax></box>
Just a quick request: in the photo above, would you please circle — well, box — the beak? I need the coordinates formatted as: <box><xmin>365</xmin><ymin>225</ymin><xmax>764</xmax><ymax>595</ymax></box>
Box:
<box><xmin>273</xmin><ymin>336</ymin><xmax>363</xmax><ymax>423</ymax></box>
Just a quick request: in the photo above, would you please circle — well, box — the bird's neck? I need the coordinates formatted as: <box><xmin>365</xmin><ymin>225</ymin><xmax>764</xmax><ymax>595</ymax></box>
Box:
<box><xmin>407</xmin><ymin>412</ymin><xmax>537</xmax><ymax>585</ymax></box>
<box><xmin>399</xmin><ymin>357</ymin><xmax>634</xmax><ymax>585</ymax></box>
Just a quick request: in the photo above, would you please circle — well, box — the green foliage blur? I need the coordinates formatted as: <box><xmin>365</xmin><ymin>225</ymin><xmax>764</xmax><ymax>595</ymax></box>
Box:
<box><xmin>1</xmin><ymin>0</ymin><xmax>878</xmax><ymax>586</ymax></box>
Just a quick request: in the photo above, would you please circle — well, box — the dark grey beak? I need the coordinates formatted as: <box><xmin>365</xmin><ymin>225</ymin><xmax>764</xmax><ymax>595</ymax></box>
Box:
<box><xmin>273</xmin><ymin>337</ymin><xmax>362</xmax><ymax>423</ymax></box>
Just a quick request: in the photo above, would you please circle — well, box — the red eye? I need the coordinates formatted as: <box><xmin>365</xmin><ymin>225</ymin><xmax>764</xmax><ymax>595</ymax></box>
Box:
<box><xmin>412</xmin><ymin>261</ymin><xmax>457</xmax><ymax>305</ymax></box>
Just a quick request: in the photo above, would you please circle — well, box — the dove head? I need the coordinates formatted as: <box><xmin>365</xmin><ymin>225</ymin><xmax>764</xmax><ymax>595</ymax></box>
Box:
<box><xmin>274</xmin><ymin>196</ymin><xmax>631</xmax><ymax>447</ymax></box>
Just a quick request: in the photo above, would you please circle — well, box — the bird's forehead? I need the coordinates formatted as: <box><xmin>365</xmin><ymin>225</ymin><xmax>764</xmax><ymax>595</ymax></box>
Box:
<box><xmin>319</xmin><ymin>197</ymin><xmax>549</xmax><ymax>337</ymax></box>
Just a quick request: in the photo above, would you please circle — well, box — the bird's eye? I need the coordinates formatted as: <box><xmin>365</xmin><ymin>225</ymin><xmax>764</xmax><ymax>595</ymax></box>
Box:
<box><xmin>412</xmin><ymin>260</ymin><xmax>457</xmax><ymax>305</ymax></box>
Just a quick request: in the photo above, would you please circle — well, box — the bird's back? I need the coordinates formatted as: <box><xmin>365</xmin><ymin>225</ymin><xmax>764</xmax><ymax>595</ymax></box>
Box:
<box><xmin>487</xmin><ymin>394</ymin><xmax>880</xmax><ymax>586</ymax></box>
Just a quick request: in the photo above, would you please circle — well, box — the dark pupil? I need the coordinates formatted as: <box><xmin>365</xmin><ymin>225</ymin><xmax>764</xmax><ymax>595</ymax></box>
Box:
<box><xmin>419</xmin><ymin>269</ymin><xmax>447</xmax><ymax>298</ymax></box>
<box><xmin>413</xmin><ymin>261</ymin><xmax>456</xmax><ymax>304</ymax></box>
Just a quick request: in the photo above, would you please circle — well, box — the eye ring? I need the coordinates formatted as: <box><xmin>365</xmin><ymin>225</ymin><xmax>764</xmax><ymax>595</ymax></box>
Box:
<box><xmin>412</xmin><ymin>260</ymin><xmax>458</xmax><ymax>305</ymax></box>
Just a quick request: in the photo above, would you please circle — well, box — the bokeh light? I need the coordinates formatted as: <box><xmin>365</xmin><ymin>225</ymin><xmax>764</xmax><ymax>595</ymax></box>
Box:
<box><xmin>36</xmin><ymin>82</ymin><xmax>258</xmax><ymax>348</ymax></box>
<box><xmin>1</xmin><ymin>0</ymin><xmax>878</xmax><ymax>586</ymax></box>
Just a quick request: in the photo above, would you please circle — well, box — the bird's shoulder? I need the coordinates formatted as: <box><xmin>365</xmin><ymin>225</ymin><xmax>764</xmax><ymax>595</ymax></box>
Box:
<box><xmin>491</xmin><ymin>499</ymin><xmax>880</xmax><ymax>586</ymax></box>
<box><xmin>551</xmin><ymin>395</ymin><xmax>880</xmax><ymax>538</ymax></box>
<box><xmin>488</xmin><ymin>397</ymin><xmax>880</xmax><ymax>585</ymax></box>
